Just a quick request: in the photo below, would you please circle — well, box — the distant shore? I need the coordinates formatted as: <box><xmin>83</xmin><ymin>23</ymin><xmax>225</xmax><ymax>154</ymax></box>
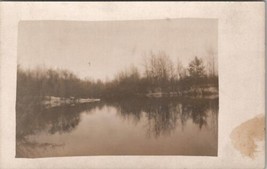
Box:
<box><xmin>145</xmin><ymin>86</ymin><xmax>218</xmax><ymax>99</ymax></box>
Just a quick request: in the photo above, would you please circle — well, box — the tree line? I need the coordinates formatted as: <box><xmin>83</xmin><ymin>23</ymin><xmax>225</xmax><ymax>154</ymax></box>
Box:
<box><xmin>17</xmin><ymin>51</ymin><xmax>218</xmax><ymax>99</ymax></box>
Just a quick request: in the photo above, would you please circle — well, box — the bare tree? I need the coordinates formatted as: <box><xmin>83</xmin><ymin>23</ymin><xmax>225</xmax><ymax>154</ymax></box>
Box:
<box><xmin>176</xmin><ymin>58</ymin><xmax>186</xmax><ymax>80</ymax></box>
<box><xmin>206</xmin><ymin>47</ymin><xmax>216</xmax><ymax>77</ymax></box>
<box><xmin>143</xmin><ymin>51</ymin><xmax>175</xmax><ymax>91</ymax></box>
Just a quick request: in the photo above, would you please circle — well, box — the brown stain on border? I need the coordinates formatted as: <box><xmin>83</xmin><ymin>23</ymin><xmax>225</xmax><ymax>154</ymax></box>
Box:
<box><xmin>230</xmin><ymin>114</ymin><xmax>265</xmax><ymax>159</ymax></box>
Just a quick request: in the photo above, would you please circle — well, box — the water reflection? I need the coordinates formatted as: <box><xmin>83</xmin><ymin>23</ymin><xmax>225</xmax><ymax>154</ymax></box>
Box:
<box><xmin>104</xmin><ymin>98</ymin><xmax>218</xmax><ymax>138</ymax></box>
<box><xmin>16</xmin><ymin>97</ymin><xmax>218</xmax><ymax>157</ymax></box>
<box><xmin>16</xmin><ymin>101</ymin><xmax>103</xmax><ymax>138</ymax></box>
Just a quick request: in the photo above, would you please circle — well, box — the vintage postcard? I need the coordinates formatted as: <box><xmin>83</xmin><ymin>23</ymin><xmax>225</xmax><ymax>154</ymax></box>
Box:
<box><xmin>0</xmin><ymin>2</ymin><xmax>265</xmax><ymax>169</ymax></box>
<box><xmin>16</xmin><ymin>19</ymin><xmax>218</xmax><ymax>157</ymax></box>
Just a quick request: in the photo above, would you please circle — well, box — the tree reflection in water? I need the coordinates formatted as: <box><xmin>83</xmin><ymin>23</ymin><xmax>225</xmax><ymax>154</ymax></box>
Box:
<box><xmin>104</xmin><ymin>98</ymin><xmax>218</xmax><ymax>138</ymax></box>
<box><xmin>16</xmin><ymin>97</ymin><xmax>218</xmax><ymax>157</ymax></box>
<box><xmin>16</xmin><ymin>99</ymin><xmax>104</xmax><ymax>157</ymax></box>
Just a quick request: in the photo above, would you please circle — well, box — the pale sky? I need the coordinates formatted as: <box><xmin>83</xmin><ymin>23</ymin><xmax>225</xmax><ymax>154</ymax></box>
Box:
<box><xmin>18</xmin><ymin>19</ymin><xmax>218</xmax><ymax>81</ymax></box>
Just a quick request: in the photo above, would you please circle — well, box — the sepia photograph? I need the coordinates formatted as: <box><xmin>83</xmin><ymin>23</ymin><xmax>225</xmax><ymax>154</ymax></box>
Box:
<box><xmin>16</xmin><ymin>19</ymin><xmax>219</xmax><ymax>157</ymax></box>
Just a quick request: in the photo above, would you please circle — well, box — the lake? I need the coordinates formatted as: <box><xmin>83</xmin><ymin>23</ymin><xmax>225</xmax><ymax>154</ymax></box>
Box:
<box><xmin>16</xmin><ymin>97</ymin><xmax>218</xmax><ymax>157</ymax></box>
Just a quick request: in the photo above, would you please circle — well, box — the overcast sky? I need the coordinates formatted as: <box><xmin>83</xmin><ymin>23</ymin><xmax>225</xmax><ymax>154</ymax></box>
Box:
<box><xmin>18</xmin><ymin>19</ymin><xmax>218</xmax><ymax>81</ymax></box>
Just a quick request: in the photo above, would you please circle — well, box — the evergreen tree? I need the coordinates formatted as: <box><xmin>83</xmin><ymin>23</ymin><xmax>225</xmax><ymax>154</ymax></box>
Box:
<box><xmin>188</xmin><ymin>56</ymin><xmax>206</xmax><ymax>78</ymax></box>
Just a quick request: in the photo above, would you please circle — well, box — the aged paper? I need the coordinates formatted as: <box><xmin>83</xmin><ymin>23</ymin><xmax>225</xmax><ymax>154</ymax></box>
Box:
<box><xmin>0</xmin><ymin>2</ymin><xmax>265</xmax><ymax>168</ymax></box>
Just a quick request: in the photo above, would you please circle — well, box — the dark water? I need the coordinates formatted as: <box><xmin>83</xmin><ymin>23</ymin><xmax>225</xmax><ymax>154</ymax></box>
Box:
<box><xmin>16</xmin><ymin>97</ymin><xmax>218</xmax><ymax>157</ymax></box>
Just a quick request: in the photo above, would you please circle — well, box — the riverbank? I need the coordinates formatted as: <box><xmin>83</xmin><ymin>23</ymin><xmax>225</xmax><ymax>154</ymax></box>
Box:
<box><xmin>42</xmin><ymin>96</ymin><xmax>100</xmax><ymax>108</ymax></box>
<box><xmin>145</xmin><ymin>86</ymin><xmax>218</xmax><ymax>99</ymax></box>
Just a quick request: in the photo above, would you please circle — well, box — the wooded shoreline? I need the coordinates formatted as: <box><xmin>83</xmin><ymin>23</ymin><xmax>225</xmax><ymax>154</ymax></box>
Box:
<box><xmin>17</xmin><ymin>52</ymin><xmax>218</xmax><ymax>106</ymax></box>
<box><xmin>40</xmin><ymin>86</ymin><xmax>218</xmax><ymax>109</ymax></box>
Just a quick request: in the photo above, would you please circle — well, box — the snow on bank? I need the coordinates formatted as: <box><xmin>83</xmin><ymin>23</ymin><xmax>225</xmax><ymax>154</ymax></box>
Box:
<box><xmin>42</xmin><ymin>96</ymin><xmax>100</xmax><ymax>108</ymax></box>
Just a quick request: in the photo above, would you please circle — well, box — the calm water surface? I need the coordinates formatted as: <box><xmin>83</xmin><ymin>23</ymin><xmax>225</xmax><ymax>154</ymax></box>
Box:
<box><xmin>16</xmin><ymin>98</ymin><xmax>218</xmax><ymax>157</ymax></box>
